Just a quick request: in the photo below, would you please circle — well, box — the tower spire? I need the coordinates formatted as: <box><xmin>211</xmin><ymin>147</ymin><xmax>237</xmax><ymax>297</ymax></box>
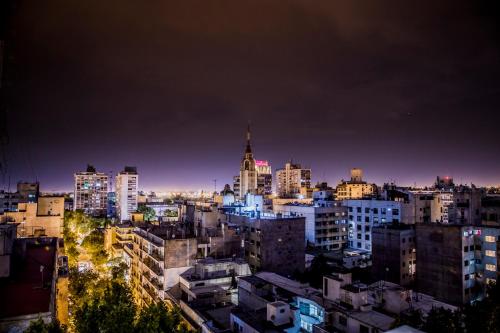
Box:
<box><xmin>245</xmin><ymin>123</ymin><xmax>252</xmax><ymax>154</ymax></box>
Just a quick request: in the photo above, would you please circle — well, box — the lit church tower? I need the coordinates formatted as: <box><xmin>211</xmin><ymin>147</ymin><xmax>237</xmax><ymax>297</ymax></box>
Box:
<box><xmin>239</xmin><ymin>124</ymin><xmax>257</xmax><ymax>199</ymax></box>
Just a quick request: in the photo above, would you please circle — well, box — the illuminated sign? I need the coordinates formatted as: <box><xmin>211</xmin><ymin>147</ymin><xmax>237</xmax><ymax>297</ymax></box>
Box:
<box><xmin>255</xmin><ymin>160</ymin><xmax>269</xmax><ymax>167</ymax></box>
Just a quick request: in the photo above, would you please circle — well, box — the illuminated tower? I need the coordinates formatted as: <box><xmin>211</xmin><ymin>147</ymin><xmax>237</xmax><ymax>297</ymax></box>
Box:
<box><xmin>239</xmin><ymin>124</ymin><xmax>257</xmax><ymax>199</ymax></box>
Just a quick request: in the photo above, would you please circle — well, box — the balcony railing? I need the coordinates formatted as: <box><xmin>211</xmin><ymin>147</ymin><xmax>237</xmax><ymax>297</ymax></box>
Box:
<box><xmin>143</xmin><ymin>257</ymin><xmax>163</xmax><ymax>276</ymax></box>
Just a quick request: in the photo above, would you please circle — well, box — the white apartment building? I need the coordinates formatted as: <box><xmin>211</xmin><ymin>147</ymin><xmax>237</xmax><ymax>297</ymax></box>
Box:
<box><xmin>431</xmin><ymin>191</ymin><xmax>455</xmax><ymax>223</ymax></box>
<box><xmin>273</xmin><ymin>202</ymin><xmax>348</xmax><ymax>250</ymax></box>
<box><xmin>275</xmin><ymin>162</ymin><xmax>311</xmax><ymax>198</ymax></box>
<box><xmin>344</xmin><ymin>199</ymin><xmax>404</xmax><ymax>251</ymax></box>
<box><xmin>116</xmin><ymin>167</ymin><xmax>139</xmax><ymax>221</ymax></box>
<box><xmin>74</xmin><ymin>165</ymin><xmax>108</xmax><ymax>216</ymax></box>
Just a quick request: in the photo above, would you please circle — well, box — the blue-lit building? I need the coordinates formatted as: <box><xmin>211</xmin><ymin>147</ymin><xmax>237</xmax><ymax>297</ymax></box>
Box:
<box><xmin>343</xmin><ymin>199</ymin><xmax>405</xmax><ymax>251</ymax></box>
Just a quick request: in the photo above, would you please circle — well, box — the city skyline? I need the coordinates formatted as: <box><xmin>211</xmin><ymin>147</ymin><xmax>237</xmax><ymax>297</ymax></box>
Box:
<box><xmin>3</xmin><ymin>0</ymin><xmax>500</xmax><ymax>191</ymax></box>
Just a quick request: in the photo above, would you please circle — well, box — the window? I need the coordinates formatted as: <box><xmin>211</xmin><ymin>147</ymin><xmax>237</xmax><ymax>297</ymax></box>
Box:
<box><xmin>486</xmin><ymin>250</ymin><xmax>495</xmax><ymax>257</ymax></box>
<box><xmin>338</xmin><ymin>315</ymin><xmax>347</xmax><ymax>326</ymax></box>
<box><xmin>402</xmin><ymin>250</ymin><xmax>406</xmax><ymax>255</ymax></box>
<box><xmin>464</xmin><ymin>260</ymin><xmax>469</xmax><ymax>266</ymax></box>
<box><xmin>485</xmin><ymin>236</ymin><xmax>496</xmax><ymax>242</ymax></box>
<box><xmin>393</xmin><ymin>209</ymin><xmax>399</xmax><ymax>215</ymax></box>
<box><xmin>365</xmin><ymin>208</ymin><xmax>370</xmax><ymax>214</ymax></box>
<box><xmin>365</xmin><ymin>235</ymin><xmax>370</xmax><ymax>241</ymax></box>
<box><xmin>464</xmin><ymin>246</ymin><xmax>468</xmax><ymax>252</ymax></box>
<box><xmin>357</xmin><ymin>207</ymin><xmax>362</xmax><ymax>213</ymax></box>
<box><xmin>486</xmin><ymin>264</ymin><xmax>496</xmax><ymax>272</ymax></box>
<box><xmin>464</xmin><ymin>274</ymin><xmax>470</xmax><ymax>280</ymax></box>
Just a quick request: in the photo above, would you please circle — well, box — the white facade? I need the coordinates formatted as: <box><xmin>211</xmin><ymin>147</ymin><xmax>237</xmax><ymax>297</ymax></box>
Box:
<box><xmin>273</xmin><ymin>203</ymin><xmax>348</xmax><ymax>250</ymax></box>
<box><xmin>116</xmin><ymin>168</ymin><xmax>138</xmax><ymax>221</ymax></box>
<box><xmin>276</xmin><ymin>162</ymin><xmax>311</xmax><ymax>198</ymax></box>
<box><xmin>431</xmin><ymin>192</ymin><xmax>455</xmax><ymax>223</ymax></box>
<box><xmin>344</xmin><ymin>199</ymin><xmax>403</xmax><ymax>251</ymax></box>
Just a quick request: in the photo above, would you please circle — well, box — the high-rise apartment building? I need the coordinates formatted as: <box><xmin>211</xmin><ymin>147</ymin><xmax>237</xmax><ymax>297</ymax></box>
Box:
<box><xmin>415</xmin><ymin>224</ymin><xmax>500</xmax><ymax>305</ymax></box>
<box><xmin>431</xmin><ymin>192</ymin><xmax>455</xmax><ymax>223</ymax></box>
<box><xmin>74</xmin><ymin>165</ymin><xmax>108</xmax><ymax>216</ymax></box>
<box><xmin>255</xmin><ymin>160</ymin><xmax>272</xmax><ymax>196</ymax></box>
<box><xmin>372</xmin><ymin>224</ymin><xmax>416</xmax><ymax>287</ymax></box>
<box><xmin>335</xmin><ymin>168</ymin><xmax>377</xmax><ymax>200</ymax></box>
<box><xmin>116</xmin><ymin>166</ymin><xmax>139</xmax><ymax>221</ymax></box>
<box><xmin>344</xmin><ymin>199</ymin><xmax>405</xmax><ymax>251</ymax></box>
<box><xmin>275</xmin><ymin>162</ymin><xmax>311</xmax><ymax>198</ymax></box>
<box><xmin>273</xmin><ymin>202</ymin><xmax>348</xmax><ymax>250</ymax></box>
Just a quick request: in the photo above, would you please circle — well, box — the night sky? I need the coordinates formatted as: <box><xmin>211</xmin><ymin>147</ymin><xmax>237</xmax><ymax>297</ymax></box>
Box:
<box><xmin>3</xmin><ymin>0</ymin><xmax>500</xmax><ymax>192</ymax></box>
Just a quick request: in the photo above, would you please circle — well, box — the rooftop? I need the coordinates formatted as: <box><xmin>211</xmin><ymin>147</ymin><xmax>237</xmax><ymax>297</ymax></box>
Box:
<box><xmin>231</xmin><ymin>306</ymin><xmax>294</xmax><ymax>333</ymax></box>
<box><xmin>348</xmin><ymin>309</ymin><xmax>394</xmax><ymax>331</ymax></box>
<box><xmin>0</xmin><ymin>238</ymin><xmax>57</xmax><ymax>319</ymax></box>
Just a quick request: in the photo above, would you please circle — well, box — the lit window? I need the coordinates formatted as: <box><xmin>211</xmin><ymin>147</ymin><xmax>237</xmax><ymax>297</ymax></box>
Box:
<box><xmin>486</xmin><ymin>264</ymin><xmax>496</xmax><ymax>272</ymax></box>
<box><xmin>486</xmin><ymin>250</ymin><xmax>496</xmax><ymax>257</ymax></box>
<box><xmin>485</xmin><ymin>236</ymin><xmax>496</xmax><ymax>243</ymax></box>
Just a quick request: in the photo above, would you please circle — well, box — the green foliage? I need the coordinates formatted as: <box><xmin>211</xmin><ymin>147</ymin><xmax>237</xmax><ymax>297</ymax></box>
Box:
<box><xmin>463</xmin><ymin>282</ymin><xmax>500</xmax><ymax>333</ymax></box>
<box><xmin>134</xmin><ymin>302</ymin><xmax>182</xmax><ymax>333</ymax></box>
<box><xmin>164</xmin><ymin>209</ymin><xmax>178</xmax><ymax>217</ymax></box>
<box><xmin>69</xmin><ymin>268</ymin><xmax>191</xmax><ymax>333</ymax></box>
<box><xmin>81</xmin><ymin>229</ymin><xmax>109</xmax><ymax>268</ymax></box>
<box><xmin>25</xmin><ymin>318</ymin><xmax>65</xmax><ymax>333</ymax></box>
<box><xmin>391</xmin><ymin>309</ymin><xmax>424</xmax><ymax>330</ymax></box>
<box><xmin>73</xmin><ymin>279</ymin><xmax>136</xmax><ymax>333</ymax></box>
<box><xmin>138</xmin><ymin>205</ymin><xmax>156</xmax><ymax>222</ymax></box>
<box><xmin>422</xmin><ymin>307</ymin><xmax>463</xmax><ymax>333</ymax></box>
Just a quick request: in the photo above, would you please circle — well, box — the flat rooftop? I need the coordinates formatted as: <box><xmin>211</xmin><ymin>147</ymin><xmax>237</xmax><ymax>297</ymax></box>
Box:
<box><xmin>0</xmin><ymin>238</ymin><xmax>57</xmax><ymax>319</ymax></box>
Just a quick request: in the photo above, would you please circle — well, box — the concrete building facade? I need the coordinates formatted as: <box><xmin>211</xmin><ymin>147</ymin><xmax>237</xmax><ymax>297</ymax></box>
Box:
<box><xmin>372</xmin><ymin>224</ymin><xmax>416</xmax><ymax>287</ymax></box>
<box><xmin>74</xmin><ymin>165</ymin><xmax>108</xmax><ymax>216</ymax></box>
<box><xmin>335</xmin><ymin>168</ymin><xmax>377</xmax><ymax>200</ymax></box>
<box><xmin>223</xmin><ymin>213</ymin><xmax>306</xmax><ymax>275</ymax></box>
<box><xmin>344</xmin><ymin>199</ymin><xmax>404</xmax><ymax>251</ymax></box>
<box><xmin>275</xmin><ymin>162</ymin><xmax>312</xmax><ymax>198</ymax></box>
<box><xmin>116</xmin><ymin>166</ymin><xmax>139</xmax><ymax>221</ymax></box>
<box><xmin>273</xmin><ymin>202</ymin><xmax>348</xmax><ymax>250</ymax></box>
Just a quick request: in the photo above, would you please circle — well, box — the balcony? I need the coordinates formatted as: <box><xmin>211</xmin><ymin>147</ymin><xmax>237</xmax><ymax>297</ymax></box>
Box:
<box><xmin>143</xmin><ymin>257</ymin><xmax>163</xmax><ymax>276</ymax></box>
<box><xmin>142</xmin><ymin>283</ymin><xmax>157</xmax><ymax>299</ymax></box>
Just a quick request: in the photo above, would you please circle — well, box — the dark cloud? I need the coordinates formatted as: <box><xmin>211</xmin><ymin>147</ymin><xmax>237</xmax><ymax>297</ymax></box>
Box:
<box><xmin>3</xmin><ymin>0</ymin><xmax>500</xmax><ymax>191</ymax></box>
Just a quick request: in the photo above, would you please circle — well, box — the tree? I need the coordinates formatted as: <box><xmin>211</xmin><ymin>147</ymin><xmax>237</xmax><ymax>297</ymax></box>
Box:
<box><xmin>422</xmin><ymin>307</ymin><xmax>463</xmax><ymax>333</ymax></box>
<box><xmin>463</xmin><ymin>282</ymin><xmax>500</xmax><ymax>333</ymax></box>
<box><xmin>391</xmin><ymin>309</ymin><xmax>424</xmax><ymax>330</ymax></box>
<box><xmin>135</xmin><ymin>302</ymin><xmax>181</xmax><ymax>333</ymax></box>
<box><xmin>25</xmin><ymin>318</ymin><xmax>65</xmax><ymax>333</ymax></box>
<box><xmin>73</xmin><ymin>280</ymin><xmax>136</xmax><ymax>333</ymax></box>
<box><xmin>81</xmin><ymin>229</ymin><xmax>109</xmax><ymax>268</ymax></box>
<box><xmin>138</xmin><ymin>206</ymin><xmax>156</xmax><ymax>222</ymax></box>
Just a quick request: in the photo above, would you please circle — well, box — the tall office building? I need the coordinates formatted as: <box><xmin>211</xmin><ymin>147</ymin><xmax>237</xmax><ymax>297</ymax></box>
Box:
<box><xmin>238</xmin><ymin>125</ymin><xmax>257</xmax><ymax>199</ymax></box>
<box><xmin>255</xmin><ymin>160</ymin><xmax>272</xmax><ymax>196</ymax></box>
<box><xmin>116</xmin><ymin>166</ymin><xmax>139</xmax><ymax>221</ymax></box>
<box><xmin>74</xmin><ymin>165</ymin><xmax>108</xmax><ymax>216</ymax></box>
<box><xmin>275</xmin><ymin>162</ymin><xmax>311</xmax><ymax>198</ymax></box>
